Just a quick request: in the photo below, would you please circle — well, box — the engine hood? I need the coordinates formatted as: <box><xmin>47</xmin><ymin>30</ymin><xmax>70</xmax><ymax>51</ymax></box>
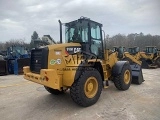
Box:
<box><xmin>48</xmin><ymin>43</ymin><xmax>81</xmax><ymax>50</ymax></box>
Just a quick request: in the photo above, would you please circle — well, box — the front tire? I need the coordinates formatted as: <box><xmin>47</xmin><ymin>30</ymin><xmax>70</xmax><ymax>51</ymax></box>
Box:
<box><xmin>70</xmin><ymin>68</ymin><xmax>102</xmax><ymax>107</ymax></box>
<box><xmin>113</xmin><ymin>63</ymin><xmax>132</xmax><ymax>90</ymax></box>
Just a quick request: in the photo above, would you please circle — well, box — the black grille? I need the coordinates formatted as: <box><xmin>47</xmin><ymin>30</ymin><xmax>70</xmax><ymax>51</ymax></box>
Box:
<box><xmin>30</xmin><ymin>48</ymin><xmax>48</xmax><ymax>73</ymax></box>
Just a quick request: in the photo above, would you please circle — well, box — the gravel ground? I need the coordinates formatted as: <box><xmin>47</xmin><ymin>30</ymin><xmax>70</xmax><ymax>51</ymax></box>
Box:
<box><xmin>0</xmin><ymin>68</ymin><xmax>160</xmax><ymax>120</ymax></box>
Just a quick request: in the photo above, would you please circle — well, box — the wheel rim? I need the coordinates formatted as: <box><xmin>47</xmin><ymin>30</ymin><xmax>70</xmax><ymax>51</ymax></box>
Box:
<box><xmin>124</xmin><ymin>70</ymin><xmax>130</xmax><ymax>84</ymax></box>
<box><xmin>84</xmin><ymin>77</ymin><xmax>98</xmax><ymax>98</ymax></box>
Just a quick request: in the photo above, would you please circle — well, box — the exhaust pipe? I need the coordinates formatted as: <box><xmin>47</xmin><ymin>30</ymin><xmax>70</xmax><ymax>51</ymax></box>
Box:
<box><xmin>58</xmin><ymin>20</ymin><xmax>62</xmax><ymax>43</ymax></box>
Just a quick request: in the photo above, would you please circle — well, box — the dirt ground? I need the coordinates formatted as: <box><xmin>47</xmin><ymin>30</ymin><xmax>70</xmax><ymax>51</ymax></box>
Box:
<box><xmin>0</xmin><ymin>68</ymin><xmax>160</xmax><ymax>120</ymax></box>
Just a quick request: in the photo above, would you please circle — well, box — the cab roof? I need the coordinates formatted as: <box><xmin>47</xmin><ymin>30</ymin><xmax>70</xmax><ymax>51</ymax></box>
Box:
<box><xmin>65</xmin><ymin>16</ymin><xmax>103</xmax><ymax>27</ymax></box>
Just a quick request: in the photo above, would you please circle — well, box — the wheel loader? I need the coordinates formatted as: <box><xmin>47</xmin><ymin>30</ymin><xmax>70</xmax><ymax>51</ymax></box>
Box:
<box><xmin>127</xmin><ymin>46</ymin><xmax>144</xmax><ymax>63</ymax></box>
<box><xmin>140</xmin><ymin>46</ymin><xmax>160</xmax><ymax>68</ymax></box>
<box><xmin>125</xmin><ymin>46</ymin><xmax>160</xmax><ymax>68</ymax></box>
<box><xmin>23</xmin><ymin>17</ymin><xmax>144</xmax><ymax>107</ymax></box>
<box><xmin>113</xmin><ymin>46</ymin><xmax>142</xmax><ymax>65</ymax></box>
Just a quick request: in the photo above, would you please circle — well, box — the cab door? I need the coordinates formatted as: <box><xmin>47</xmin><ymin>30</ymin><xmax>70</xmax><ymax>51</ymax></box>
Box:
<box><xmin>90</xmin><ymin>23</ymin><xmax>104</xmax><ymax>59</ymax></box>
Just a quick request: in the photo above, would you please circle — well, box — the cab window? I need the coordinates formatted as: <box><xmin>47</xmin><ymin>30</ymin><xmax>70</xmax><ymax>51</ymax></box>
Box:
<box><xmin>90</xmin><ymin>23</ymin><xmax>101</xmax><ymax>40</ymax></box>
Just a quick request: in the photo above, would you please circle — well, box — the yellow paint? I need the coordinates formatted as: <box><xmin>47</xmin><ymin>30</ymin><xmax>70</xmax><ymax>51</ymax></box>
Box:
<box><xmin>124</xmin><ymin>52</ymin><xmax>142</xmax><ymax>65</ymax></box>
<box><xmin>23</xmin><ymin>67</ymin><xmax>62</xmax><ymax>90</ymax></box>
<box><xmin>124</xmin><ymin>70</ymin><xmax>130</xmax><ymax>84</ymax></box>
<box><xmin>140</xmin><ymin>52</ymin><xmax>154</xmax><ymax>60</ymax></box>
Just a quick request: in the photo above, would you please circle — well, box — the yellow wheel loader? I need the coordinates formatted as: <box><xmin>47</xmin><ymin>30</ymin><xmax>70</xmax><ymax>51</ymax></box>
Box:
<box><xmin>23</xmin><ymin>17</ymin><xmax>144</xmax><ymax>107</ymax></box>
<box><xmin>113</xmin><ymin>46</ymin><xmax>141</xmax><ymax>65</ymax></box>
<box><xmin>125</xmin><ymin>46</ymin><xmax>160</xmax><ymax>68</ymax></box>
<box><xmin>140</xmin><ymin>46</ymin><xmax>160</xmax><ymax>68</ymax></box>
<box><xmin>128</xmin><ymin>47</ymin><xmax>141</xmax><ymax>61</ymax></box>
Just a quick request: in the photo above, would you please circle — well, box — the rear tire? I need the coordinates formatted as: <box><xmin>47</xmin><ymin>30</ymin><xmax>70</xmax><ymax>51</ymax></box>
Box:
<box><xmin>44</xmin><ymin>86</ymin><xmax>64</xmax><ymax>95</ymax></box>
<box><xmin>113</xmin><ymin>63</ymin><xmax>132</xmax><ymax>90</ymax></box>
<box><xmin>70</xmin><ymin>67</ymin><xmax>102</xmax><ymax>107</ymax></box>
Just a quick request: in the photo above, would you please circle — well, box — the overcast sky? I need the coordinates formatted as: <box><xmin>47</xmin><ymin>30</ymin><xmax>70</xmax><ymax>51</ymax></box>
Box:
<box><xmin>0</xmin><ymin>0</ymin><xmax>160</xmax><ymax>43</ymax></box>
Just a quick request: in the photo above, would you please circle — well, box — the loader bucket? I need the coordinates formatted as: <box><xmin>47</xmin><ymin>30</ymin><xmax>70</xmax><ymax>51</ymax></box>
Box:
<box><xmin>16</xmin><ymin>58</ymin><xmax>30</xmax><ymax>74</ymax></box>
<box><xmin>141</xmin><ymin>59</ymin><xmax>152</xmax><ymax>69</ymax></box>
<box><xmin>141</xmin><ymin>59</ymin><xmax>157</xmax><ymax>69</ymax></box>
<box><xmin>141</xmin><ymin>60</ymin><xmax>150</xmax><ymax>69</ymax></box>
<box><xmin>0</xmin><ymin>60</ymin><xmax>8</xmax><ymax>75</ymax></box>
<box><xmin>130</xmin><ymin>64</ymin><xmax>144</xmax><ymax>85</ymax></box>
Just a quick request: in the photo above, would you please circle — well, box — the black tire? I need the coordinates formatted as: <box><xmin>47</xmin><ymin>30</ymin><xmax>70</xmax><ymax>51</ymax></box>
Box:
<box><xmin>155</xmin><ymin>57</ymin><xmax>160</xmax><ymax>67</ymax></box>
<box><xmin>113</xmin><ymin>63</ymin><xmax>132</xmax><ymax>90</ymax></box>
<box><xmin>70</xmin><ymin>67</ymin><xmax>102</xmax><ymax>107</ymax></box>
<box><xmin>44</xmin><ymin>86</ymin><xmax>64</xmax><ymax>95</ymax></box>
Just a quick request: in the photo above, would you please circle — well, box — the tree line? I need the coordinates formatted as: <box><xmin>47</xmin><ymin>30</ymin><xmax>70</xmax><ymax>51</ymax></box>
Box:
<box><xmin>0</xmin><ymin>39</ymin><xmax>30</xmax><ymax>51</ymax></box>
<box><xmin>105</xmin><ymin>33</ymin><xmax>160</xmax><ymax>50</ymax></box>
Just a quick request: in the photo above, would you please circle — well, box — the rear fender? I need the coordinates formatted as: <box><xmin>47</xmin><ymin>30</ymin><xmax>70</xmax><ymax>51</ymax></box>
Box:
<box><xmin>74</xmin><ymin>62</ymin><xmax>94</xmax><ymax>80</ymax></box>
<box><xmin>63</xmin><ymin>61</ymin><xmax>91</xmax><ymax>87</ymax></box>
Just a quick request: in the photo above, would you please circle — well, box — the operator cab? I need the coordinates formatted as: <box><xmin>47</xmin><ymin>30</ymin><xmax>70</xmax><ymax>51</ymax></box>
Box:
<box><xmin>128</xmin><ymin>47</ymin><xmax>139</xmax><ymax>55</ymax></box>
<box><xmin>114</xmin><ymin>46</ymin><xmax>126</xmax><ymax>58</ymax></box>
<box><xmin>145</xmin><ymin>46</ymin><xmax>157</xmax><ymax>54</ymax></box>
<box><xmin>64</xmin><ymin>17</ymin><xmax>104</xmax><ymax>59</ymax></box>
<box><xmin>113</xmin><ymin>46</ymin><xmax>118</xmax><ymax>52</ymax></box>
